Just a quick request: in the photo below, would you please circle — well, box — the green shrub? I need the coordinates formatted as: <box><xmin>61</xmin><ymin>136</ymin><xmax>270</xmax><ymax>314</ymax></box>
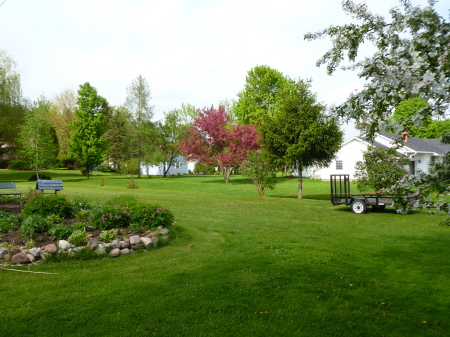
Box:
<box><xmin>20</xmin><ymin>214</ymin><xmax>51</xmax><ymax>240</ymax></box>
<box><xmin>27</xmin><ymin>174</ymin><xmax>52</xmax><ymax>181</ymax></box>
<box><xmin>75</xmin><ymin>209</ymin><xmax>92</xmax><ymax>223</ymax></box>
<box><xmin>98</xmin><ymin>229</ymin><xmax>117</xmax><ymax>242</ymax></box>
<box><xmin>98</xmin><ymin>164</ymin><xmax>113</xmax><ymax>172</ymax></box>
<box><xmin>0</xmin><ymin>195</ymin><xmax>17</xmax><ymax>204</ymax></box>
<box><xmin>131</xmin><ymin>204</ymin><xmax>174</xmax><ymax>228</ymax></box>
<box><xmin>68</xmin><ymin>229</ymin><xmax>87</xmax><ymax>247</ymax></box>
<box><xmin>47</xmin><ymin>224</ymin><xmax>75</xmax><ymax>240</ymax></box>
<box><xmin>90</xmin><ymin>198</ymin><xmax>174</xmax><ymax>230</ymax></box>
<box><xmin>129</xmin><ymin>222</ymin><xmax>145</xmax><ymax>234</ymax></box>
<box><xmin>0</xmin><ymin>211</ymin><xmax>22</xmax><ymax>233</ymax></box>
<box><xmin>8</xmin><ymin>159</ymin><xmax>31</xmax><ymax>170</ymax></box>
<box><xmin>45</xmin><ymin>214</ymin><xmax>63</xmax><ymax>225</ymax></box>
<box><xmin>23</xmin><ymin>195</ymin><xmax>74</xmax><ymax>218</ymax></box>
<box><xmin>70</xmin><ymin>197</ymin><xmax>94</xmax><ymax>213</ymax></box>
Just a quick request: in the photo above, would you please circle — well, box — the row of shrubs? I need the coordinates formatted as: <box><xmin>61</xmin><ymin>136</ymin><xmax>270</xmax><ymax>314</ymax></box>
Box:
<box><xmin>0</xmin><ymin>194</ymin><xmax>174</xmax><ymax>244</ymax></box>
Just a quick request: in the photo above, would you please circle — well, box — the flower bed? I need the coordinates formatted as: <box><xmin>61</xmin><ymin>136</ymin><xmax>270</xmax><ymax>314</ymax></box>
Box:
<box><xmin>0</xmin><ymin>195</ymin><xmax>176</xmax><ymax>264</ymax></box>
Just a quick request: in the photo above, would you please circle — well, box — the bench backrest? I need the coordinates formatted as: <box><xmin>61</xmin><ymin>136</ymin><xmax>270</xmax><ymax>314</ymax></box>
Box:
<box><xmin>36</xmin><ymin>180</ymin><xmax>64</xmax><ymax>191</ymax></box>
<box><xmin>0</xmin><ymin>182</ymin><xmax>16</xmax><ymax>190</ymax></box>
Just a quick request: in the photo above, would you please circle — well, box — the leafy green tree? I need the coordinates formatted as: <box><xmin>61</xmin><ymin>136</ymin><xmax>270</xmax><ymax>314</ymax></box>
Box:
<box><xmin>18</xmin><ymin>96</ymin><xmax>58</xmax><ymax>178</ymax></box>
<box><xmin>354</xmin><ymin>146</ymin><xmax>410</xmax><ymax>193</ymax></box>
<box><xmin>0</xmin><ymin>49</ymin><xmax>24</xmax><ymax>158</ymax></box>
<box><xmin>235</xmin><ymin>65</ymin><xmax>286</xmax><ymax>125</ymax></box>
<box><xmin>260</xmin><ymin>79</ymin><xmax>343</xmax><ymax>198</ymax></box>
<box><xmin>391</xmin><ymin>98</ymin><xmax>450</xmax><ymax>139</ymax></box>
<box><xmin>49</xmin><ymin>89</ymin><xmax>77</xmax><ymax>160</ymax></box>
<box><xmin>240</xmin><ymin>150</ymin><xmax>278</xmax><ymax>196</ymax></box>
<box><xmin>104</xmin><ymin>106</ymin><xmax>132</xmax><ymax>170</ymax></box>
<box><xmin>69</xmin><ymin>83</ymin><xmax>109</xmax><ymax>178</ymax></box>
<box><xmin>125</xmin><ymin>75</ymin><xmax>154</xmax><ymax>178</ymax></box>
<box><xmin>152</xmin><ymin>109</ymin><xmax>188</xmax><ymax>177</ymax></box>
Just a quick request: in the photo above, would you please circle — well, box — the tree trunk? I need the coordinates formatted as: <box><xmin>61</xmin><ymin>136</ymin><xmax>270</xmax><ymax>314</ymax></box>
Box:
<box><xmin>86</xmin><ymin>164</ymin><xmax>90</xmax><ymax>179</ymax></box>
<box><xmin>297</xmin><ymin>161</ymin><xmax>303</xmax><ymax>199</ymax></box>
<box><xmin>222</xmin><ymin>167</ymin><xmax>232</xmax><ymax>183</ymax></box>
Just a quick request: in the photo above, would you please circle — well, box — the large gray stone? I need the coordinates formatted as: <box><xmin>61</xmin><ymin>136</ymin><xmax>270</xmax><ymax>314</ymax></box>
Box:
<box><xmin>110</xmin><ymin>248</ymin><xmax>121</xmax><ymax>258</ymax></box>
<box><xmin>120</xmin><ymin>248</ymin><xmax>130</xmax><ymax>255</ymax></box>
<box><xmin>58</xmin><ymin>240</ymin><xmax>71</xmax><ymax>250</ymax></box>
<box><xmin>26</xmin><ymin>253</ymin><xmax>36</xmax><ymax>262</ymax></box>
<box><xmin>141</xmin><ymin>237</ymin><xmax>152</xmax><ymax>246</ymax></box>
<box><xmin>120</xmin><ymin>240</ymin><xmax>130</xmax><ymax>249</ymax></box>
<box><xmin>28</xmin><ymin>248</ymin><xmax>41</xmax><ymax>258</ymax></box>
<box><xmin>45</xmin><ymin>244</ymin><xmax>58</xmax><ymax>253</ymax></box>
<box><xmin>160</xmin><ymin>228</ymin><xmax>170</xmax><ymax>234</ymax></box>
<box><xmin>0</xmin><ymin>247</ymin><xmax>8</xmax><ymax>259</ymax></box>
<box><xmin>129</xmin><ymin>235</ymin><xmax>142</xmax><ymax>245</ymax></box>
<box><xmin>110</xmin><ymin>239</ymin><xmax>121</xmax><ymax>249</ymax></box>
<box><xmin>12</xmin><ymin>252</ymin><xmax>30</xmax><ymax>264</ymax></box>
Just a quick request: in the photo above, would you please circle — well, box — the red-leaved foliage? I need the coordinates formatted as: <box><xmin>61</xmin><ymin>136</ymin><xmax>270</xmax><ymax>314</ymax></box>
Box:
<box><xmin>179</xmin><ymin>106</ymin><xmax>259</xmax><ymax>182</ymax></box>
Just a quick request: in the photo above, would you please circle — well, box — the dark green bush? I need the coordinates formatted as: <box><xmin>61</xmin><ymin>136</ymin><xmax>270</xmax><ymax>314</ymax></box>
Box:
<box><xmin>20</xmin><ymin>214</ymin><xmax>51</xmax><ymax>240</ymax></box>
<box><xmin>0</xmin><ymin>210</ymin><xmax>22</xmax><ymax>233</ymax></box>
<box><xmin>27</xmin><ymin>174</ymin><xmax>52</xmax><ymax>181</ymax></box>
<box><xmin>47</xmin><ymin>224</ymin><xmax>75</xmax><ymax>240</ymax></box>
<box><xmin>8</xmin><ymin>159</ymin><xmax>31</xmax><ymax>170</ymax></box>
<box><xmin>23</xmin><ymin>195</ymin><xmax>74</xmax><ymax>218</ymax></box>
<box><xmin>70</xmin><ymin>197</ymin><xmax>94</xmax><ymax>213</ymax></box>
<box><xmin>90</xmin><ymin>196</ymin><xmax>174</xmax><ymax>230</ymax></box>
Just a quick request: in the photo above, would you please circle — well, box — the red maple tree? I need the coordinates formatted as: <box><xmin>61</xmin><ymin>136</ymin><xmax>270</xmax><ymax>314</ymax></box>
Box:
<box><xmin>179</xmin><ymin>106</ymin><xmax>259</xmax><ymax>183</ymax></box>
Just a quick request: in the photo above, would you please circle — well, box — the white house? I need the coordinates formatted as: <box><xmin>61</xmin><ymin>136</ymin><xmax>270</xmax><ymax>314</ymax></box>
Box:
<box><xmin>305</xmin><ymin>132</ymin><xmax>450</xmax><ymax>180</ymax></box>
<box><xmin>140</xmin><ymin>156</ymin><xmax>195</xmax><ymax>176</ymax></box>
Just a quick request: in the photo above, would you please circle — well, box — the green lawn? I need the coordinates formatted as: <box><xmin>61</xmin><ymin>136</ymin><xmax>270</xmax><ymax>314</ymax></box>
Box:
<box><xmin>1</xmin><ymin>170</ymin><xmax>449</xmax><ymax>336</ymax></box>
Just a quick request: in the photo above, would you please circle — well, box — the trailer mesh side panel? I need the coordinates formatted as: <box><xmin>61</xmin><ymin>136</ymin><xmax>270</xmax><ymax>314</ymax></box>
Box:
<box><xmin>330</xmin><ymin>174</ymin><xmax>350</xmax><ymax>205</ymax></box>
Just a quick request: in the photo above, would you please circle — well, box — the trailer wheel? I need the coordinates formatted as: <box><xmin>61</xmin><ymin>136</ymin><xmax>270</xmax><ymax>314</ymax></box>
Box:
<box><xmin>351</xmin><ymin>200</ymin><xmax>367</xmax><ymax>214</ymax></box>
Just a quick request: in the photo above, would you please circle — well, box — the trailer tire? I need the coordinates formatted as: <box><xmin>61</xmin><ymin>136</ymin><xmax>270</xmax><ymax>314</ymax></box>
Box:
<box><xmin>351</xmin><ymin>200</ymin><xmax>368</xmax><ymax>214</ymax></box>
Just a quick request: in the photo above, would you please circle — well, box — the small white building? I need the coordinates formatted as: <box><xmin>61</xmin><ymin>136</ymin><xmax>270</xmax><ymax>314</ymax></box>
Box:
<box><xmin>305</xmin><ymin>132</ymin><xmax>450</xmax><ymax>180</ymax></box>
<box><xmin>140</xmin><ymin>156</ymin><xmax>195</xmax><ymax>176</ymax></box>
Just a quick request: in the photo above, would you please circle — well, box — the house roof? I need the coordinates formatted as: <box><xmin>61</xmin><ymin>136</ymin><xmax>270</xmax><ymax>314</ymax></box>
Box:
<box><xmin>356</xmin><ymin>132</ymin><xmax>450</xmax><ymax>156</ymax></box>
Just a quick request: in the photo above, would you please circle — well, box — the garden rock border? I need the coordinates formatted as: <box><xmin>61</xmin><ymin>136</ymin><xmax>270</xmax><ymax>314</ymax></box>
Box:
<box><xmin>1</xmin><ymin>227</ymin><xmax>171</xmax><ymax>265</ymax></box>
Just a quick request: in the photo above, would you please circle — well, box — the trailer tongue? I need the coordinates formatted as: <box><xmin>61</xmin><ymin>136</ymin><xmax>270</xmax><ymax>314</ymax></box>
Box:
<box><xmin>330</xmin><ymin>174</ymin><xmax>394</xmax><ymax>214</ymax></box>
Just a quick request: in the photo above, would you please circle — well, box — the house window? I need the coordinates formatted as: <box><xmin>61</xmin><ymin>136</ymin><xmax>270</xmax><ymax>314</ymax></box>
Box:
<box><xmin>175</xmin><ymin>162</ymin><xmax>181</xmax><ymax>169</ymax></box>
<box><xmin>336</xmin><ymin>160</ymin><xmax>343</xmax><ymax>170</ymax></box>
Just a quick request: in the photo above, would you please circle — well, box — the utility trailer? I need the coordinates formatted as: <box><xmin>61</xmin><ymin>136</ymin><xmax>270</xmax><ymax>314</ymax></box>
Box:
<box><xmin>330</xmin><ymin>174</ymin><xmax>394</xmax><ymax>214</ymax></box>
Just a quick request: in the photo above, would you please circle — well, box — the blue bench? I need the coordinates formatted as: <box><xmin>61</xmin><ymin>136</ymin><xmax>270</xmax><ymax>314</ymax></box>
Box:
<box><xmin>0</xmin><ymin>182</ymin><xmax>23</xmax><ymax>206</ymax></box>
<box><xmin>36</xmin><ymin>180</ymin><xmax>64</xmax><ymax>195</ymax></box>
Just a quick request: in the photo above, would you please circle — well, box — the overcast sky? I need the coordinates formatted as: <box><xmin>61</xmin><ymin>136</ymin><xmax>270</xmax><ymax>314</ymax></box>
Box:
<box><xmin>1</xmin><ymin>0</ymin><xmax>447</xmax><ymax>141</ymax></box>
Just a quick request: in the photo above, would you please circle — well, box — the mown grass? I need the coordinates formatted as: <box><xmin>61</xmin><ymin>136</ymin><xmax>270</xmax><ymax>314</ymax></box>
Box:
<box><xmin>1</xmin><ymin>169</ymin><xmax>449</xmax><ymax>336</ymax></box>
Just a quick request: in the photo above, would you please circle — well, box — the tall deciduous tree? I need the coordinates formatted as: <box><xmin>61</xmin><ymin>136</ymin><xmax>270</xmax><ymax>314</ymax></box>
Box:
<box><xmin>125</xmin><ymin>75</ymin><xmax>154</xmax><ymax>178</ymax></box>
<box><xmin>153</xmin><ymin>109</ymin><xmax>187</xmax><ymax>177</ymax></box>
<box><xmin>49</xmin><ymin>89</ymin><xmax>77</xmax><ymax>160</ymax></box>
<box><xmin>0</xmin><ymin>49</ymin><xmax>24</xmax><ymax>158</ymax></box>
<box><xmin>304</xmin><ymin>0</ymin><xmax>450</xmax><ymax>138</ymax></box>
<box><xmin>69</xmin><ymin>83</ymin><xmax>109</xmax><ymax>178</ymax></box>
<box><xmin>235</xmin><ymin>65</ymin><xmax>286</xmax><ymax>125</ymax></box>
<box><xmin>104</xmin><ymin>106</ymin><xmax>132</xmax><ymax>170</ymax></box>
<box><xmin>19</xmin><ymin>96</ymin><xmax>58</xmax><ymax>178</ymax></box>
<box><xmin>179</xmin><ymin>106</ymin><xmax>259</xmax><ymax>183</ymax></box>
<box><xmin>260</xmin><ymin>79</ymin><xmax>343</xmax><ymax>198</ymax></box>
